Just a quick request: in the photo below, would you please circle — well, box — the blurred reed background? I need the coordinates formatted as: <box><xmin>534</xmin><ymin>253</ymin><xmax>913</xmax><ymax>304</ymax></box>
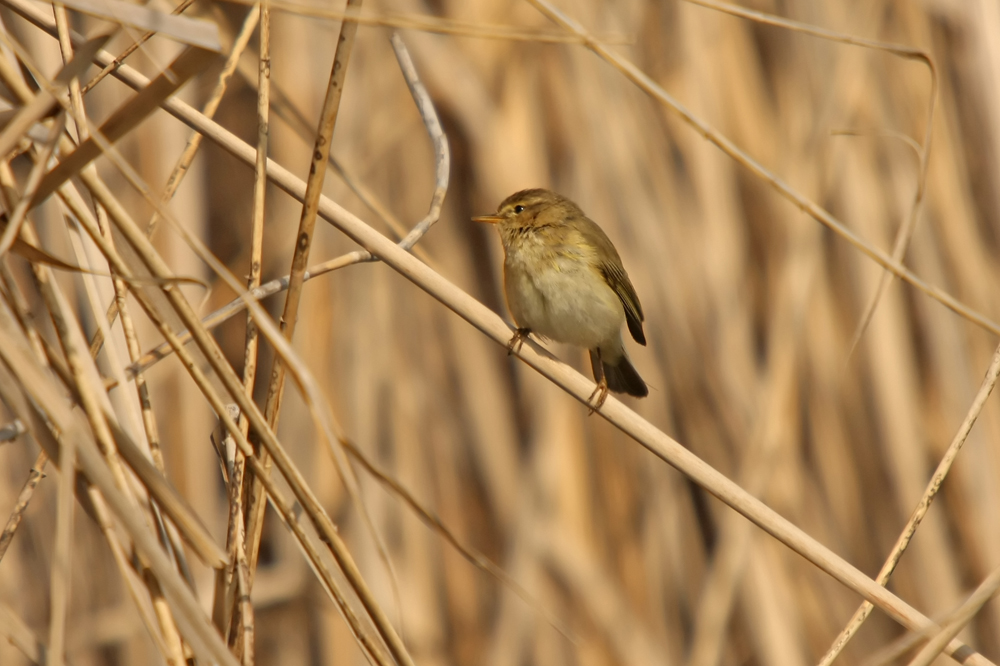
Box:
<box><xmin>1</xmin><ymin>0</ymin><xmax>1000</xmax><ymax>664</ymax></box>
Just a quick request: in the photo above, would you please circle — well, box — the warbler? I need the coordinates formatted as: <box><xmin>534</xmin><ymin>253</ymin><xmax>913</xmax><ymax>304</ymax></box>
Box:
<box><xmin>474</xmin><ymin>189</ymin><xmax>647</xmax><ymax>409</ymax></box>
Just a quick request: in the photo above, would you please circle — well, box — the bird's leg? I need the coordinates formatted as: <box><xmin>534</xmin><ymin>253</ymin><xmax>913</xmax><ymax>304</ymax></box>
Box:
<box><xmin>507</xmin><ymin>327</ymin><xmax>531</xmax><ymax>355</ymax></box>
<box><xmin>587</xmin><ymin>350</ymin><xmax>609</xmax><ymax>415</ymax></box>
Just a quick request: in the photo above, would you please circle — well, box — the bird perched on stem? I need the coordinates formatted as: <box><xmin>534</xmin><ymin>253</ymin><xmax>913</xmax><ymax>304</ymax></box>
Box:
<box><xmin>474</xmin><ymin>189</ymin><xmax>647</xmax><ymax>411</ymax></box>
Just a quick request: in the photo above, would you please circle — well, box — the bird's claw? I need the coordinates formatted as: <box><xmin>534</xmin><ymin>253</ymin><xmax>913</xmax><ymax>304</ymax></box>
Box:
<box><xmin>587</xmin><ymin>380</ymin><xmax>609</xmax><ymax>415</ymax></box>
<box><xmin>507</xmin><ymin>328</ymin><xmax>530</xmax><ymax>356</ymax></box>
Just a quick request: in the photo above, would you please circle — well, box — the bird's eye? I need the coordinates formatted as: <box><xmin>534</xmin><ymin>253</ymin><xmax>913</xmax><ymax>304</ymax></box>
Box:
<box><xmin>514</xmin><ymin>205</ymin><xmax>525</xmax><ymax>213</ymax></box>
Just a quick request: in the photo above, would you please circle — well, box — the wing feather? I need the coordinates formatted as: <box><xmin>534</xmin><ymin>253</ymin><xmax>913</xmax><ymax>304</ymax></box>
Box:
<box><xmin>600</xmin><ymin>261</ymin><xmax>646</xmax><ymax>345</ymax></box>
<box><xmin>570</xmin><ymin>214</ymin><xmax>647</xmax><ymax>346</ymax></box>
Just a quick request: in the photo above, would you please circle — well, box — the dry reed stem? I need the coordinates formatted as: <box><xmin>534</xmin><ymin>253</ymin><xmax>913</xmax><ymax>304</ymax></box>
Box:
<box><xmin>819</xmin><ymin>342</ymin><xmax>1000</xmax><ymax>663</ymax></box>
<box><xmin>64</xmin><ymin>152</ymin><xmax>413</xmax><ymax>665</ymax></box>
<box><xmin>119</xmin><ymin>36</ymin><xmax>450</xmax><ymax>380</ymax></box>
<box><xmin>47</xmin><ymin>305</ymin><xmax>76</xmax><ymax>666</ymax></box>
<box><xmin>30</xmin><ymin>46</ymin><xmax>215</xmax><ymax>207</ymax></box>
<box><xmin>680</xmin><ymin>0</ymin><xmax>941</xmax><ymax>357</ymax></box>
<box><xmin>0</xmin><ymin>314</ymin><xmax>238</xmax><ymax>666</ymax></box>
<box><xmin>54</xmin><ymin>0</ymin><xmax>219</xmax><ymax>50</ymax></box>
<box><xmin>0</xmin><ymin>599</ymin><xmax>43</xmax><ymax>662</ymax></box>
<box><xmin>906</xmin><ymin>565</ymin><xmax>1000</xmax><ymax>666</ymax></box>
<box><xmin>239</xmin><ymin>0</ymin><xmax>271</xmax><ymax>590</ymax></box>
<box><xmin>0</xmin><ymin>450</ymin><xmax>46</xmax><ymax>562</ymax></box>
<box><xmin>119</xmin><ymin>254</ymin><xmax>367</xmax><ymax>380</ymax></box>
<box><xmin>36</xmin><ymin>12</ymin><xmax>989</xmax><ymax>658</ymax></box>
<box><xmin>0</xmin><ymin>35</ymin><xmax>102</xmax><ymax>161</ymax></box>
<box><xmin>685</xmin><ymin>0</ymin><xmax>932</xmax><ymax>61</ymax></box>
<box><xmin>248</xmin><ymin>0</ymin><xmax>270</xmax><ymax>403</ymax></box>
<box><xmin>0</xmin><ymin>114</ymin><xmax>64</xmax><ymax>258</ymax></box>
<box><xmin>147</xmin><ymin>5</ymin><xmax>260</xmax><ymax>237</ymax></box>
<box><xmin>259</xmin><ymin>0</ymin><xmax>363</xmax><ymax>424</ymax></box>
<box><xmin>78</xmin><ymin>0</ymin><xmax>196</xmax><ymax>95</ymax></box>
<box><xmin>389</xmin><ymin>32</ymin><xmax>449</xmax><ymax>251</ymax></box>
<box><xmin>341</xmin><ymin>438</ymin><xmax>570</xmax><ymax>639</ymax></box>
<box><xmin>687</xmin><ymin>223</ymin><xmax>816</xmax><ymax>666</ymax></box>
<box><xmin>223</xmin><ymin>3</ymin><xmax>270</xmax><ymax>658</ymax></box>
<box><xmin>215</xmin><ymin>410</ymin><xmax>254</xmax><ymax>664</ymax></box>
<box><xmin>254</xmin><ymin>3</ymin><xmax>365</xmax><ymax>592</ymax></box>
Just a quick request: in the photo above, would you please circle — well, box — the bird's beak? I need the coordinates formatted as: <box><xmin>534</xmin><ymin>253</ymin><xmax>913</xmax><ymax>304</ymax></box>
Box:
<box><xmin>472</xmin><ymin>214</ymin><xmax>502</xmax><ymax>224</ymax></box>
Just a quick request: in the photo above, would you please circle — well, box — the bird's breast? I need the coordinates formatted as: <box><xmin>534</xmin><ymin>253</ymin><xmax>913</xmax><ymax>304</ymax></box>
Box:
<box><xmin>501</xmin><ymin>235</ymin><xmax>624</xmax><ymax>350</ymax></box>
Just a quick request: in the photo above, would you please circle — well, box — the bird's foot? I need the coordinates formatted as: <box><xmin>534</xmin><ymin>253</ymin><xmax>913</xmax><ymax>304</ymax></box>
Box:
<box><xmin>507</xmin><ymin>327</ymin><xmax>531</xmax><ymax>355</ymax></box>
<box><xmin>587</xmin><ymin>379</ymin><xmax>609</xmax><ymax>415</ymax></box>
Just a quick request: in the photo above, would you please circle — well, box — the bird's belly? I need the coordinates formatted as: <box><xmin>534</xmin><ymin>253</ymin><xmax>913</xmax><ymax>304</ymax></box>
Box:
<box><xmin>504</xmin><ymin>258</ymin><xmax>624</xmax><ymax>350</ymax></box>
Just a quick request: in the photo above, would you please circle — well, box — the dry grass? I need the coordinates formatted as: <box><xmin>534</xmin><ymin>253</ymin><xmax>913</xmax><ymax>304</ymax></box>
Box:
<box><xmin>0</xmin><ymin>1</ymin><xmax>999</xmax><ymax>665</ymax></box>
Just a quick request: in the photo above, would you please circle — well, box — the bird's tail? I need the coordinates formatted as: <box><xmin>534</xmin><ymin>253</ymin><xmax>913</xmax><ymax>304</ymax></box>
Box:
<box><xmin>590</xmin><ymin>350</ymin><xmax>648</xmax><ymax>398</ymax></box>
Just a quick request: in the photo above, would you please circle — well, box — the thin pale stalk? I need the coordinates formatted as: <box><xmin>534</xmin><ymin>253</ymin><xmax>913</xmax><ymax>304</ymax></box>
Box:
<box><xmin>0</xmin><ymin>451</ymin><xmax>46</xmax><ymax>563</ymax></box>
<box><xmin>232</xmin><ymin>52</ymin><xmax>433</xmax><ymax>257</ymax></box>
<box><xmin>47</xmin><ymin>363</ymin><xmax>76</xmax><ymax>666</ymax></box>
<box><xmin>817</xmin><ymin>342</ymin><xmax>1000</xmax><ymax>664</ymax></box>
<box><xmin>259</xmin><ymin>0</ymin><xmax>361</xmax><ymax>431</ymax></box>
<box><xmin>342</xmin><ymin>438</ymin><xmax>570</xmax><ymax>638</ymax></box>
<box><xmin>0</xmin><ymin>342</ymin><xmax>238</xmax><ymax>666</ymax></box>
<box><xmin>121</xmin><ymin>252</ymin><xmax>398</xmax><ymax>381</ymax></box>
<box><xmin>225</xmin><ymin>449</ymin><xmax>254</xmax><ymax>665</ymax></box>
<box><xmin>0</xmin><ymin>113</ymin><xmax>64</xmax><ymax>258</ymax></box>
<box><xmin>147</xmin><ymin>4</ymin><xmax>260</xmax><ymax>236</ymax></box>
<box><xmin>678</xmin><ymin>2</ymin><xmax>937</xmax><ymax>356</ymax></box>
<box><xmin>905</xmin><ymin>566</ymin><xmax>1000</xmax><ymax>666</ymax></box>
<box><xmin>87</xmin><ymin>487</ymin><xmax>171</xmax><ymax>658</ymax></box>
<box><xmin>79</xmin><ymin>0</ymin><xmax>196</xmax><ymax>95</ymax></box>
<box><xmin>0</xmin><ymin>273</ymin><xmax>173</xmax><ymax>658</ymax></box>
<box><xmin>241</xmin><ymin>0</ymin><xmax>271</xmax><ymax>586</ymax></box>
<box><xmin>0</xmin><ymin>261</ymin><xmax>50</xmax><ymax>563</ymax></box>
<box><xmin>68</xmin><ymin>167</ymin><xmax>412</xmax><ymax>666</ymax></box>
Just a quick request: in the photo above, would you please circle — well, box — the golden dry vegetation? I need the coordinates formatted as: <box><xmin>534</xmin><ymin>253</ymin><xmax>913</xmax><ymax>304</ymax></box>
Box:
<box><xmin>0</xmin><ymin>1</ymin><xmax>999</xmax><ymax>665</ymax></box>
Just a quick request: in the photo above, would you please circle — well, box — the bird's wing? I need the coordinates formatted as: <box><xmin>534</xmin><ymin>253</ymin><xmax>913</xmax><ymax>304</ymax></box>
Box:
<box><xmin>573</xmin><ymin>215</ymin><xmax>647</xmax><ymax>346</ymax></box>
<box><xmin>600</xmin><ymin>261</ymin><xmax>646</xmax><ymax>345</ymax></box>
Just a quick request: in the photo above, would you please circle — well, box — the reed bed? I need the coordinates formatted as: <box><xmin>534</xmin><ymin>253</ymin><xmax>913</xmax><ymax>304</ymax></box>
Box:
<box><xmin>0</xmin><ymin>0</ymin><xmax>998</xmax><ymax>664</ymax></box>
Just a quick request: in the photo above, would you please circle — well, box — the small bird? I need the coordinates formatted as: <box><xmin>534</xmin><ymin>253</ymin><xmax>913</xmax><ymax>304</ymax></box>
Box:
<box><xmin>474</xmin><ymin>189</ymin><xmax>647</xmax><ymax>409</ymax></box>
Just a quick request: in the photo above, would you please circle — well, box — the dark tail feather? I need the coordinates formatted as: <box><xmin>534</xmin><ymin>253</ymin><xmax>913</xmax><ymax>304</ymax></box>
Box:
<box><xmin>590</xmin><ymin>351</ymin><xmax>648</xmax><ymax>398</ymax></box>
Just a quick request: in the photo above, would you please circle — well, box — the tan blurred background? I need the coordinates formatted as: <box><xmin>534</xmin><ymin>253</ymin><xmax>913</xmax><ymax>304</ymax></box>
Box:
<box><xmin>2</xmin><ymin>0</ymin><xmax>1000</xmax><ymax>664</ymax></box>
